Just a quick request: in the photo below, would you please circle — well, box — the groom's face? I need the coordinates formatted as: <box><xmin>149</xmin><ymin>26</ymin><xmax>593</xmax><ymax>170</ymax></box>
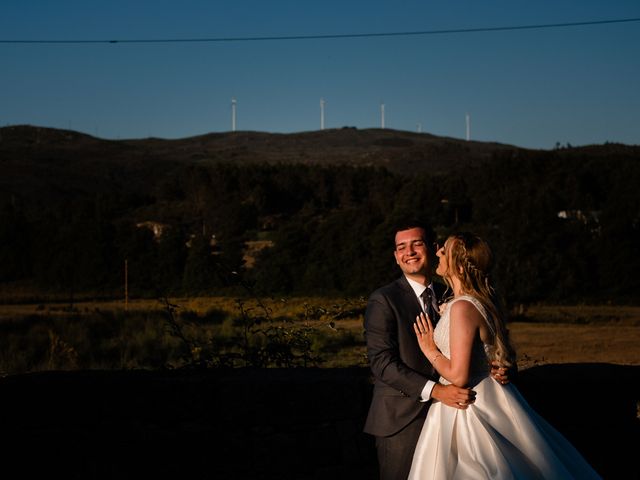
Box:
<box><xmin>394</xmin><ymin>227</ymin><xmax>430</xmax><ymax>278</ymax></box>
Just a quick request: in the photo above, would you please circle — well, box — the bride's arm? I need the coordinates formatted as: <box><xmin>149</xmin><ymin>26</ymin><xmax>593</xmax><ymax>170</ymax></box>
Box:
<box><xmin>414</xmin><ymin>301</ymin><xmax>481</xmax><ymax>387</ymax></box>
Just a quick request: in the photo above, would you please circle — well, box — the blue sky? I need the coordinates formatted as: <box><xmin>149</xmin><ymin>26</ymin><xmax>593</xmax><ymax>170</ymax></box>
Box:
<box><xmin>1</xmin><ymin>1</ymin><xmax>639</xmax><ymax>149</ymax></box>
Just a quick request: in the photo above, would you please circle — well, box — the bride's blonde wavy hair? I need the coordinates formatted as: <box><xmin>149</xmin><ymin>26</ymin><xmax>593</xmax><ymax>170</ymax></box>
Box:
<box><xmin>442</xmin><ymin>232</ymin><xmax>516</xmax><ymax>367</ymax></box>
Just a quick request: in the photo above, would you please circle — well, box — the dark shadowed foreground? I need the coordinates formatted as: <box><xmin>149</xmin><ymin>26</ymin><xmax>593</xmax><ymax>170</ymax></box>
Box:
<box><xmin>1</xmin><ymin>364</ymin><xmax>638</xmax><ymax>479</ymax></box>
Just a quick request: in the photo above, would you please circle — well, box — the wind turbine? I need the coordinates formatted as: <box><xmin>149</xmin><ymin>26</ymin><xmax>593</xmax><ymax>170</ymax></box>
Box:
<box><xmin>320</xmin><ymin>98</ymin><xmax>325</xmax><ymax>130</ymax></box>
<box><xmin>465</xmin><ymin>112</ymin><xmax>470</xmax><ymax>141</ymax></box>
<box><xmin>231</xmin><ymin>98</ymin><xmax>237</xmax><ymax>132</ymax></box>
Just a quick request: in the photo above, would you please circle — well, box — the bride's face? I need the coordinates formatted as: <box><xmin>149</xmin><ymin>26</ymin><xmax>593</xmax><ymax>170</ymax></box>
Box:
<box><xmin>435</xmin><ymin>239</ymin><xmax>453</xmax><ymax>279</ymax></box>
<box><xmin>436</xmin><ymin>238</ymin><xmax>458</xmax><ymax>279</ymax></box>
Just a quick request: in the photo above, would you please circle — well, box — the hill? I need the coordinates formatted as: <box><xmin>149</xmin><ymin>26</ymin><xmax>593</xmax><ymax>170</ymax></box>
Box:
<box><xmin>1</xmin><ymin>124</ymin><xmax>522</xmax><ymax>172</ymax></box>
<box><xmin>3</xmin><ymin>124</ymin><xmax>639</xmax><ymax>201</ymax></box>
<box><xmin>1</xmin><ymin>124</ymin><xmax>639</xmax><ymax>302</ymax></box>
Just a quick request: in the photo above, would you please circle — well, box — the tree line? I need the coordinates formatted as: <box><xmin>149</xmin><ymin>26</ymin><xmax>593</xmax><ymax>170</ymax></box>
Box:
<box><xmin>1</xmin><ymin>150</ymin><xmax>638</xmax><ymax>305</ymax></box>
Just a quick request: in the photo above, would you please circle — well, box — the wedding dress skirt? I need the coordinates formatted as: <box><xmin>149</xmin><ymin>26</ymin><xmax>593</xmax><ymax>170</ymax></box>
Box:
<box><xmin>408</xmin><ymin>376</ymin><xmax>601</xmax><ymax>479</ymax></box>
<box><xmin>409</xmin><ymin>296</ymin><xmax>601</xmax><ymax>479</ymax></box>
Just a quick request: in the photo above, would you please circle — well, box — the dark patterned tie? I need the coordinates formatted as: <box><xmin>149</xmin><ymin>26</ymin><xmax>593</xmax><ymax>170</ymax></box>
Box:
<box><xmin>421</xmin><ymin>287</ymin><xmax>440</xmax><ymax>324</ymax></box>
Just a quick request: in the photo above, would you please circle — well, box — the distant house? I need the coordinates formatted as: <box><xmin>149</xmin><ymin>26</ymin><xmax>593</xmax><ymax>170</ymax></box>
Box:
<box><xmin>557</xmin><ymin>209</ymin><xmax>601</xmax><ymax>236</ymax></box>
<box><xmin>136</xmin><ymin>221</ymin><xmax>169</xmax><ymax>241</ymax></box>
<box><xmin>556</xmin><ymin>210</ymin><xmax>601</xmax><ymax>224</ymax></box>
<box><xmin>185</xmin><ymin>233</ymin><xmax>218</xmax><ymax>251</ymax></box>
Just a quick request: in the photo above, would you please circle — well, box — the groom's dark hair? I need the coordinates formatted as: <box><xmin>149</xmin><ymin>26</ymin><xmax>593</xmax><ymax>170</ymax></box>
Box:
<box><xmin>392</xmin><ymin>217</ymin><xmax>436</xmax><ymax>252</ymax></box>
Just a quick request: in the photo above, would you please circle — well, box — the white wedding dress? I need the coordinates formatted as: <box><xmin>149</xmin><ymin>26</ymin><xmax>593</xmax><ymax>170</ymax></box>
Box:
<box><xmin>408</xmin><ymin>295</ymin><xmax>602</xmax><ymax>479</ymax></box>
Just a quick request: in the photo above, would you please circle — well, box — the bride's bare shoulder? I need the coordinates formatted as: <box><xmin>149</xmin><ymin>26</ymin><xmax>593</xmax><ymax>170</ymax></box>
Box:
<box><xmin>449</xmin><ymin>298</ymin><xmax>484</xmax><ymax>324</ymax></box>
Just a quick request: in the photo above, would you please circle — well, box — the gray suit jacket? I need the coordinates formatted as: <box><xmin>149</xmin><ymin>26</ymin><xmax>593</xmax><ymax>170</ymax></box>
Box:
<box><xmin>363</xmin><ymin>276</ymin><xmax>445</xmax><ymax>437</ymax></box>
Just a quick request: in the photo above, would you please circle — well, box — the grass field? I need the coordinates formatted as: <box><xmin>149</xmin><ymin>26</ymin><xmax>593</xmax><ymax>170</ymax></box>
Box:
<box><xmin>0</xmin><ymin>296</ymin><xmax>638</xmax><ymax>375</ymax></box>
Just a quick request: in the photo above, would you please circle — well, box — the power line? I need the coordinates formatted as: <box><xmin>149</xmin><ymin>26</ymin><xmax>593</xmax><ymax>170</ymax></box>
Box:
<box><xmin>1</xmin><ymin>17</ymin><xmax>639</xmax><ymax>44</ymax></box>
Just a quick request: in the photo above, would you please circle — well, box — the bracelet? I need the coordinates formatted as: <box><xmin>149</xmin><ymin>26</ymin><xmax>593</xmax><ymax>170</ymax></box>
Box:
<box><xmin>431</xmin><ymin>353</ymin><xmax>442</xmax><ymax>364</ymax></box>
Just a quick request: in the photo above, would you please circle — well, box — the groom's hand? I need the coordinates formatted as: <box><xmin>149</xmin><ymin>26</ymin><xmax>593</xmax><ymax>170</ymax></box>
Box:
<box><xmin>490</xmin><ymin>361</ymin><xmax>517</xmax><ymax>385</ymax></box>
<box><xmin>431</xmin><ymin>383</ymin><xmax>476</xmax><ymax>410</ymax></box>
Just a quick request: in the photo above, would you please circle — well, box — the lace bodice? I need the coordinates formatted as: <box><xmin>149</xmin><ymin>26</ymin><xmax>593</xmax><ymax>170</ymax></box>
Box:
<box><xmin>433</xmin><ymin>295</ymin><xmax>495</xmax><ymax>386</ymax></box>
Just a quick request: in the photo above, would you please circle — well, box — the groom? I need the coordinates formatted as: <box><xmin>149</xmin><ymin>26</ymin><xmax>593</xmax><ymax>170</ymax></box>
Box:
<box><xmin>364</xmin><ymin>221</ymin><xmax>478</xmax><ymax>480</ymax></box>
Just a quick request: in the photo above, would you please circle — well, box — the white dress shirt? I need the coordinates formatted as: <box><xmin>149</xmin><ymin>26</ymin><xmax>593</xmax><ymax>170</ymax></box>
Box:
<box><xmin>405</xmin><ymin>276</ymin><xmax>437</xmax><ymax>402</ymax></box>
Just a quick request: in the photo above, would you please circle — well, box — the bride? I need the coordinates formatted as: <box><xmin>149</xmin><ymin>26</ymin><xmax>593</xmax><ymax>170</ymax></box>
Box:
<box><xmin>408</xmin><ymin>232</ymin><xmax>601</xmax><ymax>479</ymax></box>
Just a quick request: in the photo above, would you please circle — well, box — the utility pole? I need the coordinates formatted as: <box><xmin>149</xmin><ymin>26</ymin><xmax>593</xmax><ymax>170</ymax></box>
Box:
<box><xmin>124</xmin><ymin>259</ymin><xmax>129</xmax><ymax>311</ymax></box>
